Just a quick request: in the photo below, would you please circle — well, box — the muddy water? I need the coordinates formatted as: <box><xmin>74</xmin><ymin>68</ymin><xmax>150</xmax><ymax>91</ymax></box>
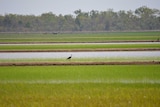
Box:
<box><xmin>0</xmin><ymin>51</ymin><xmax>160</xmax><ymax>59</ymax></box>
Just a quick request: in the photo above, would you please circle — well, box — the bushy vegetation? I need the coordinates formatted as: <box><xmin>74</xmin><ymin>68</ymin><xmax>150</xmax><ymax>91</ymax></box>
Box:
<box><xmin>0</xmin><ymin>6</ymin><xmax>159</xmax><ymax>32</ymax></box>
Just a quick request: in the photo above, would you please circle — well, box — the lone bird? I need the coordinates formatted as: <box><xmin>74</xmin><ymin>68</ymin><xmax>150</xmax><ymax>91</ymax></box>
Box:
<box><xmin>67</xmin><ymin>54</ymin><xmax>72</xmax><ymax>60</ymax></box>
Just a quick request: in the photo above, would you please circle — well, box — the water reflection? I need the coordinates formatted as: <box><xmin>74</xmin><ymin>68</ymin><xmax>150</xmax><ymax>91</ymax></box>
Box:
<box><xmin>0</xmin><ymin>51</ymin><xmax>160</xmax><ymax>59</ymax></box>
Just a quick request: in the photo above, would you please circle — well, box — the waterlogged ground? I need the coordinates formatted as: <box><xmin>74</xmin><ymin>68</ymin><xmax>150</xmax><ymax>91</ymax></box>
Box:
<box><xmin>0</xmin><ymin>32</ymin><xmax>160</xmax><ymax>106</ymax></box>
<box><xmin>0</xmin><ymin>51</ymin><xmax>160</xmax><ymax>59</ymax></box>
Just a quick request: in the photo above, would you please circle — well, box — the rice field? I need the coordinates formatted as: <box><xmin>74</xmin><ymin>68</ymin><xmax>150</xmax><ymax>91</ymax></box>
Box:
<box><xmin>0</xmin><ymin>31</ymin><xmax>160</xmax><ymax>43</ymax></box>
<box><xmin>0</xmin><ymin>31</ymin><xmax>160</xmax><ymax>107</ymax></box>
<box><xmin>0</xmin><ymin>65</ymin><xmax>160</xmax><ymax>107</ymax></box>
<box><xmin>0</xmin><ymin>32</ymin><xmax>159</xmax><ymax>52</ymax></box>
<box><xmin>0</xmin><ymin>57</ymin><xmax>160</xmax><ymax>63</ymax></box>
<box><xmin>0</xmin><ymin>44</ymin><xmax>159</xmax><ymax>51</ymax></box>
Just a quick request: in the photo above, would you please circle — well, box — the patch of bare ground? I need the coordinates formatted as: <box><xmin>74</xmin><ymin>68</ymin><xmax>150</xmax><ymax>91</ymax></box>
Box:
<box><xmin>0</xmin><ymin>61</ymin><xmax>159</xmax><ymax>66</ymax></box>
<box><xmin>0</xmin><ymin>40</ymin><xmax>159</xmax><ymax>44</ymax></box>
<box><xmin>0</xmin><ymin>48</ymin><xmax>160</xmax><ymax>53</ymax></box>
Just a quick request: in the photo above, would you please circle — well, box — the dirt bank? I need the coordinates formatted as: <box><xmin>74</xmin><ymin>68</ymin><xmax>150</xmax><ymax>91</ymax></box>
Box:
<box><xmin>0</xmin><ymin>40</ymin><xmax>159</xmax><ymax>44</ymax></box>
<box><xmin>0</xmin><ymin>61</ymin><xmax>159</xmax><ymax>66</ymax></box>
<box><xmin>0</xmin><ymin>48</ymin><xmax>160</xmax><ymax>53</ymax></box>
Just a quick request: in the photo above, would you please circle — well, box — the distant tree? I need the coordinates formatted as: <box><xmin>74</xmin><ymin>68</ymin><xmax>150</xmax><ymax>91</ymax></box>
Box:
<box><xmin>0</xmin><ymin>7</ymin><xmax>159</xmax><ymax>32</ymax></box>
<box><xmin>135</xmin><ymin>6</ymin><xmax>160</xmax><ymax>30</ymax></box>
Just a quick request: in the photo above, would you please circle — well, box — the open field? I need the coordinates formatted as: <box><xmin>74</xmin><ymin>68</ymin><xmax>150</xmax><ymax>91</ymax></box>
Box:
<box><xmin>0</xmin><ymin>65</ymin><xmax>160</xmax><ymax>107</ymax></box>
<box><xmin>1</xmin><ymin>83</ymin><xmax>159</xmax><ymax>107</ymax></box>
<box><xmin>0</xmin><ymin>32</ymin><xmax>160</xmax><ymax>43</ymax></box>
<box><xmin>0</xmin><ymin>57</ymin><xmax>160</xmax><ymax>66</ymax></box>
<box><xmin>1</xmin><ymin>57</ymin><xmax>160</xmax><ymax>63</ymax></box>
<box><xmin>0</xmin><ymin>43</ymin><xmax>160</xmax><ymax>52</ymax></box>
<box><xmin>0</xmin><ymin>32</ymin><xmax>159</xmax><ymax>52</ymax></box>
<box><xmin>0</xmin><ymin>32</ymin><xmax>160</xmax><ymax>106</ymax></box>
<box><xmin>1</xmin><ymin>65</ymin><xmax>159</xmax><ymax>82</ymax></box>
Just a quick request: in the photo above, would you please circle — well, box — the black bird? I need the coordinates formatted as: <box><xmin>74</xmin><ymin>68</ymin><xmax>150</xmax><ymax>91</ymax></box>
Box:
<box><xmin>67</xmin><ymin>54</ymin><xmax>72</xmax><ymax>60</ymax></box>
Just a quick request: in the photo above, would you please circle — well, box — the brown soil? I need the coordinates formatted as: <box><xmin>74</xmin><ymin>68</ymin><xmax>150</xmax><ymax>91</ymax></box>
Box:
<box><xmin>0</xmin><ymin>48</ymin><xmax>160</xmax><ymax>53</ymax></box>
<box><xmin>0</xmin><ymin>61</ymin><xmax>159</xmax><ymax>66</ymax></box>
<box><xmin>0</xmin><ymin>40</ymin><xmax>159</xmax><ymax>44</ymax></box>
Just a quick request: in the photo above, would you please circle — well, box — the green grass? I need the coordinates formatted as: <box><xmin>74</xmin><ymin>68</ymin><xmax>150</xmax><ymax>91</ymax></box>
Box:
<box><xmin>0</xmin><ymin>32</ymin><xmax>159</xmax><ymax>43</ymax></box>
<box><xmin>0</xmin><ymin>44</ymin><xmax>159</xmax><ymax>51</ymax></box>
<box><xmin>0</xmin><ymin>65</ymin><xmax>160</xmax><ymax>106</ymax></box>
<box><xmin>0</xmin><ymin>31</ymin><xmax>160</xmax><ymax>106</ymax></box>
<box><xmin>0</xmin><ymin>65</ymin><xmax>159</xmax><ymax>81</ymax></box>
<box><xmin>0</xmin><ymin>83</ymin><xmax>159</xmax><ymax>107</ymax></box>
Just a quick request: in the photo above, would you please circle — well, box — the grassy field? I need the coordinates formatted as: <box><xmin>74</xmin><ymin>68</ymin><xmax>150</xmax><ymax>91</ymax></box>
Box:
<box><xmin>0</xmin><ymin>31</ymin><xmax>160</xmax><ymax>106</ymax></box>
<box><xmin>0</xmin><ymin>44</ymin><xmax>160</xmax><ymax>51</ymax></box>
<box><xmin>0</xmin><ymin>31</ymin><xmax>160</xmax><ymax>43</ymax></box>
<box><xmin>1</xmin><ymin>57</ymin><xmax>160</xmax><ymax>63</ymax></box>
<box><xmin>0</xmin><ymin>32</ymin><xmax>159</xmax><ymax>51</ymax></box>
<box><xmin>0</xmin><ymin>65</ymin><xmax>160</xmax><ymax>107</ymax></box>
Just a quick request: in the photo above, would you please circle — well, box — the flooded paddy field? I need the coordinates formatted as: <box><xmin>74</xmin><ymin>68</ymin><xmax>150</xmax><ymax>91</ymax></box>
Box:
<box><xmin>0</xmin><ymin>51</ymin><xmax>160</xmax><ymax>59</ymax></box>
<box><xmin>0</xmin><ymin>32</ymin><xmax>160</xmax><ymax>106</ymax></box>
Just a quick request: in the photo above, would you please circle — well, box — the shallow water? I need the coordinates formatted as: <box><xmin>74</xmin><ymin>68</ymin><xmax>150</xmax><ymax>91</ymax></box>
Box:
<box><xmin>0</xmin><ymin>79</ymin><xmax>160</xmax><ymax>84</ymax></box>
<box><xmin>0</xmin><ymin>51</ymin><xmax>160</xmax><ymax>59</ymax></box>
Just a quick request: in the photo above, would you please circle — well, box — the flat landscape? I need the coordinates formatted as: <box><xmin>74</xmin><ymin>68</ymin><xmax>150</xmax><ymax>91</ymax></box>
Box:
<box><xmin>0</xmin><ymin>31</ymin><xmax>160</xmax><ymax>106</ymax></box>
<box><xmin>0</xmin><ymin>65</ymin><xmax>160</xmax><ymax>107</ymax></box>
<box><xmin>0</xmin><ymin>32</ymin><xmax>160</xmax><ymax>43</ymax></box>
<box><xmin>0</xmin><ymin>43</ymin><xmax>160</xmax><ymax>52</ymax></box>
<box><xmin>0</xmin><ymin>32</ymin><xmax>160</xmax><ymax>52</ymax></box>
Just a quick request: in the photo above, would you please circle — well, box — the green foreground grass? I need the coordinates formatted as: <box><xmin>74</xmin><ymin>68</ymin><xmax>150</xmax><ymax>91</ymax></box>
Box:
<box><xmin>0</xmin><ymin>31</ymin><xmax>160</xmax><ymax>43</ymax></box>
<box><xmin>0</xmin><ymin>65</ymin><xmax>160</xmax><ymax>107</ymax></box>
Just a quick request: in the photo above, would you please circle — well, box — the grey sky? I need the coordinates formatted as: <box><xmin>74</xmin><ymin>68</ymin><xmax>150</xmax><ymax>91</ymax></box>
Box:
<box><xmin>0</xmin><ymin>0</ymin><xmax>160</xmax><ymax>16</ymax></box>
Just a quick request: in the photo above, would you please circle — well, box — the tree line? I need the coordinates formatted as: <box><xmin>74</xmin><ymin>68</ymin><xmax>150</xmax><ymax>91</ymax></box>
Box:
<box><xmin>0</xmin><ymin>6</ymin><xmax>160</xmax><ymax>32</ymax></box>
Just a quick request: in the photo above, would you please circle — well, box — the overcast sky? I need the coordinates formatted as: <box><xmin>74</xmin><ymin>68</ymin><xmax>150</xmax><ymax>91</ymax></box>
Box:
<box><xmin>0</xmin><ymin>0</ymin><xmax>160</xmax><ymax>16</ymax></box>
